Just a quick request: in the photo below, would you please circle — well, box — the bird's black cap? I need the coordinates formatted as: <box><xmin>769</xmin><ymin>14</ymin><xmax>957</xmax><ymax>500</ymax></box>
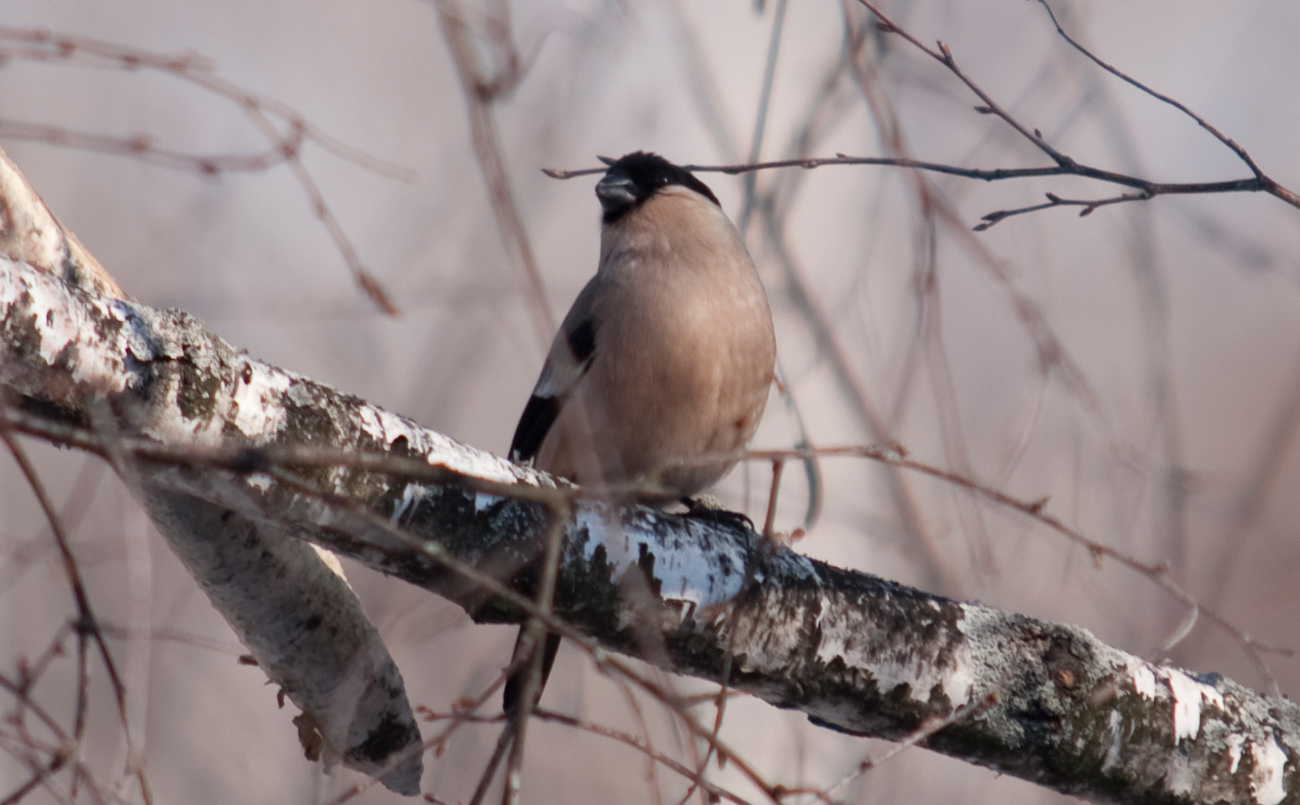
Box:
<box><xmin>595</xmin><ymin>151</ymin><xmax>720</xmax><ymax>224</ymax></box>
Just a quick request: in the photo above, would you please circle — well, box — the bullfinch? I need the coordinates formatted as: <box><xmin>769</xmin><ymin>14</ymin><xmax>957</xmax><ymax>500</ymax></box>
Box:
<box><xmin>503</xmin><ymin>150</ymin><xmax>777</xmax><ymax>716</ymax></box>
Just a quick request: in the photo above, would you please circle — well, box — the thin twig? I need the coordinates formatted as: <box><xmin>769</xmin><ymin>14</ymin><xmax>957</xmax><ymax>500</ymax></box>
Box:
<box><xmin>856</xmin><ymin>0</ymin><xmax>1300</xmax><ymax>214</ymax></box>
<box><xmin>761</xmin><ymin>459</ymin><xmax>784</xmax><ymax>542</ymax></box>
<box><xmin>0</xmin><ymin>429</ymin><xmax>149</xmax><ymax>801</ymax></box>
<box><xmin>0</xmin><ymin>28</ymin><xmax>408</xmax><ymax>314</ymax></box>
<box><xmin>541</xmin><ymin>0</ymin><xmax>1300</xmax><ymax>224</ymax></box>
<box><xmin>737</xmin><ymin>0</ymin><xmax>790</xmax><ymax>236</ymax></box>
<box><xmin>0</xmin><ymin>750</ymin><xmax>71</xmax><ymax>805</ymax></box>
<box><xmin>501</xmin><ymin>503</ymin><xmax>569</xmax><ymax>805</ymax></box>
<box><xmin>432</xmin><ymin>0</ymin><xmax>555</xmax><ymax>343</ymax></box>
<box><xmin>425</xmin><ymin>709</ymin><xmax>758</xmax><ymax>805</ymax></box>
<box><xmin>0</xmin><ymin>118</ymin><xmax>309</xmax><ymax>177</ymax></box>
<box><xmin>825</xmin><ymin>692</ymin><xmax>999</xmax><ymax>797</ymax></box>
<box><xmin>0</xmin><ymin>667</ymin><xmax>73</xmax><ymax>744</ymax></box>
<box><xmin>1031</xmin><ymin>0</ymin><xmax>1262</xmax><ymax>179</ymax></box>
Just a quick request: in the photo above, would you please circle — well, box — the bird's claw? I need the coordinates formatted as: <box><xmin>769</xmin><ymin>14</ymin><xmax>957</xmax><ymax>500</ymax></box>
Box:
<box><xmin>681</xmin><ymin>495</ymin><xmax>755</xmax><ymax>532</ymax></box>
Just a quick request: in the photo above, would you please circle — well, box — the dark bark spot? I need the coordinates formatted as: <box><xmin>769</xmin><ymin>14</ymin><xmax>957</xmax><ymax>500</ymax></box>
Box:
<box><xmin>177</xmin><ymin>345</ymin><xmax>222</xmax><ymax>422</ymax></box>
<box><xmin>1044</xmin><ymin>632</ymin><xmax>1088</xmax><ymax>698</ymax></box>
<box><xmin>637</xmin><ymin>541</ymin><xmax>662</xmax><ymax>596</ymax></box>
<box><xmin>347</xmin><ymin>709</ymin><xmax>420</xmax><ymax>764</ymax></box>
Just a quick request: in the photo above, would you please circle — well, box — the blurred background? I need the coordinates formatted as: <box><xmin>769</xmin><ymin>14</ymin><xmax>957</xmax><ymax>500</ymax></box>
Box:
<box><xmin>2</xmin><ymin>0</ymin><xmax>1299</xmax><ymax>802</ymax></box>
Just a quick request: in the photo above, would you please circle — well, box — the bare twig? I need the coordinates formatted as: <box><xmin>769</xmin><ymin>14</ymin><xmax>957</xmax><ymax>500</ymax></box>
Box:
<box><xmin>1031</xmin><ymin>0</ymin><xmax>1262</xmax><ymax>179</ymax></box>
<box><xmin>424</xmin><ymin>709</ymin><xmax>758</xmax><ymax>805</ymax></box>
<box><xmin>545</xmin><ymin>153</ymin><xmax>1267</xmax><ymax>197</ymax></box>
<box><xmin>0</xmin><ymin>429</ymin><xmax>151</xmax><ymax>804</ymax></box>
<box><xmin>825</xmin><ymin>692</ymin><xmax>999</xmax><ymax>797</ymax></box>
<box><xmin>761</xmin><ymin>459</ymin><xmax>784</xmax><ymax>543</ymax></box>
<box><xmin>856</xmin><ymin>0</ymin><xmax>1300</xmax><ymax>215</ymax></box>
<box><xmin>501</xmin><ymin>504</ymin><xmax>570</xmax><ymax>805</ymax></box>
<box><xmin>737</xmin><ymin>0</ymin><xmax>790</xmax><ymax>236</ymax></box>
<box><xmin>542</xmin><ymin>0</ymin><xmax>1300</xmax><ymax>226</ymax></box>
<box><xmin>0</xmin><ymin>657</ymin><xmax>74</xmax><ymax>743</ymax></box>
<box><xmin>0</xmin><ymin>750</ymin><xmax>70</xmax><ymax>805</ymax></box>
<box><xmin>432</xmin><ymin>0</ymin><xmax>555</xmax><ymax>343</ymax></box>
<box><xmin>0</xmin><ymin>432</ymin><xmax>130</xmax><ymax>724</ymax></box>
<box><xmin>0</xmin><ymin>28</ymin><xmax>408</xmax><ymax>314</ymax></box>
<box><xmin>0</xmin><ymin>119</ymin><xmax>317</xmax><ymax>177</ymax></box>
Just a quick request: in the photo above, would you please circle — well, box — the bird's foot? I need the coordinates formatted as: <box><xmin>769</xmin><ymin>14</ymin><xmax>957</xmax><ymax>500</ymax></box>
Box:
<box><xmin>681</xmin><ymin>495</ymin><xmax>755</xmax><ymax>532</ymax></box>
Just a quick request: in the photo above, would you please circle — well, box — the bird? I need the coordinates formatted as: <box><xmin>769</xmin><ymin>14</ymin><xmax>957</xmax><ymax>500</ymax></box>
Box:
<box><xmin>502</xmin><ymin>150</ymin><xmax>777</xmax><ymax>718</ymax></box>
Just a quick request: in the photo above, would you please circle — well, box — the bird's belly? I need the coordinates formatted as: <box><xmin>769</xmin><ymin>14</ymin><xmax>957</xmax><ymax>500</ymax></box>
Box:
<box><xmin>588</xmin><ymin>295</ymin><xmax>772</xmax><ymax>500</ymax></box>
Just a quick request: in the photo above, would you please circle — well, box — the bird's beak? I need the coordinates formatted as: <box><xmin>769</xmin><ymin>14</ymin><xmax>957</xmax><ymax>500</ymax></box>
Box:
<box><xmin>596</xmin><ymin>171</ymin><xmax>637</xmax><ymax>213</ymax></box>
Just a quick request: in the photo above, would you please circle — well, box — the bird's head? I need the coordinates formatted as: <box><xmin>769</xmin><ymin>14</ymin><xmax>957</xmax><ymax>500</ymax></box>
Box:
<box><xmin>594</xmin><ymin>152</ymin><xmax>720</xmax><ymax>224</ymax></box>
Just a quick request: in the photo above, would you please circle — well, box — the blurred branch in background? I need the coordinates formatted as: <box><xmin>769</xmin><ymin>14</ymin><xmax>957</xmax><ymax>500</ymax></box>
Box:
<box><xmin>433</xmin><ymin>0</ymin><xmax>557</xmax><ymax>343</ymax></box>
<box><xmin>0</xmin><ymin>27</ymin><xmax>411</xmax><ymax>314</ymax></box>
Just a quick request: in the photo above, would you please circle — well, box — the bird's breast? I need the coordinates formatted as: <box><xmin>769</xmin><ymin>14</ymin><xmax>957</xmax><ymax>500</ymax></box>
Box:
<box><xmin>576</xmin><ymin>258</ymin><xmax>774</xmax><ymax>498</ymax></box>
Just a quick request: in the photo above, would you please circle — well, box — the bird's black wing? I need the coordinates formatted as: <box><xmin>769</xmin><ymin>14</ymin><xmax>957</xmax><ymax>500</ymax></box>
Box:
<box><xmin>509</xmin><ymin>307</ymin><xmax>599</xmax><ymax>462</ymax></box>
<box><xmin>503</xmin><ymin>285</ymin><xmax>600</xmax><ymax>722</ymax></box>
<box><xmin>509</xmin><ymin>394</ymin><xmax>560</xmax><ymax>463</ymax></box>
<box><xmin>502</xmin><ymin>632</ymin><xmax>562</xmax><ymax>716</ymax></box>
